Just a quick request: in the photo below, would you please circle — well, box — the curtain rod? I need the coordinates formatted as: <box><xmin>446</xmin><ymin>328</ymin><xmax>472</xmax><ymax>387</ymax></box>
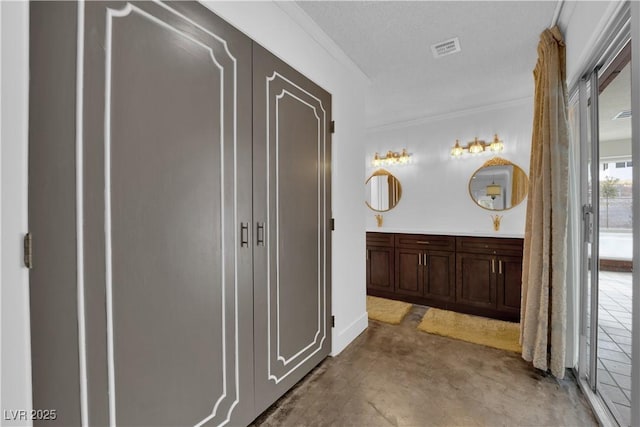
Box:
<box><xmin>551</xmin><ymin>0</ymin><xmax>564</xmax><ymax>28</ymax></box>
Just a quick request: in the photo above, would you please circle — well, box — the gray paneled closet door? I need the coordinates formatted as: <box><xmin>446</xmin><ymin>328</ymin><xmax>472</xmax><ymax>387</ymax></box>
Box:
<box><xmin>30</xmin><ymin>1</ymin><xmax>254</xmax><ymax>426</ymax></box>
<box><xmin>30</xmin><ymin>2</ymin><xmax>332</xmax><ymax>426</ymax></box>
<box><xmin>252</xmin><ymin>44</ymin><xmax>332</xmax><ymax>415</ymax></box>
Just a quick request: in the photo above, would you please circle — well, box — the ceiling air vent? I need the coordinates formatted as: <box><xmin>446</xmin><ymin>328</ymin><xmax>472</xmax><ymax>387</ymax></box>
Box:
<box><xmin>613</xmin><ymin>110</ymin><xmax>632</xmax><ymax>120</ymax></box>
<box><xmin>431</xmin><ymin>37</ymin><xmax>461</xmax><ymax>58</ymax></box>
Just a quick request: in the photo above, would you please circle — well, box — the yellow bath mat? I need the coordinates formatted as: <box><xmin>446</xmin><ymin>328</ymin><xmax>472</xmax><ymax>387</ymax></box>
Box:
<box><xmin>417</xmin><ymin>308</ymin><xmax>522</xmax><ymax>353</ymax></box>
<box><xmin>367</xmin><ymin>296</ymin><xmax>412</xmax><ymax>325</ymax></box>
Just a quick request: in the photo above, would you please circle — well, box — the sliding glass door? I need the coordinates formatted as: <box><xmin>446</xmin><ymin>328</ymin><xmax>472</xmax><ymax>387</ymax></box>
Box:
<box><xmin>596</xmin><ymin>49</ymin><xmax>633</xmax><ymax>427</ymax></box>
<box><xmin>577</xmin><ymin>36</ymin><xmax>634</xmax><ymax>427</ymax></box>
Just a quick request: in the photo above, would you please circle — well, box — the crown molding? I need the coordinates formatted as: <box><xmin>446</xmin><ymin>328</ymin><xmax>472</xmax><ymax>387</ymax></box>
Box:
<box><xmin>274</xmin><ymin>2</ymin><xmax>371</xmax><ymax>85</ymax></box>
<box><xmin>366</xmin><ymin>96</ymin><xmax>534</xmax><ymax>133</ymax></box>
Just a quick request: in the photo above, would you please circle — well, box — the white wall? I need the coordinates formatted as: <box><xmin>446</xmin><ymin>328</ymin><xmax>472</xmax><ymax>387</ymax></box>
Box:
<box><xmin>201</xmin><ymin>1</ymin><xmax>368</xmax><ymax>355</ymax></box>
<box><xmin>1</xmin><ymin>1</ymin><xmax>32</xmax><ymax>424</ymax></box>
<box><xmin>365</xmin><ymin>99</ymin><xmax>533</xmax><ymax>238</ymax></box>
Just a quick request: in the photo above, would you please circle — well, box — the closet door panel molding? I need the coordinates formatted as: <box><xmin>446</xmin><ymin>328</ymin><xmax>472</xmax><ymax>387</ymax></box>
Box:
<box><xmin>82</xmin><ymin>2</ymin><xmax>253</xmax><ymax>425</ymax></box>
<box><xmin>253</xmin><ymin>43</ymin><xmax>332</xmax><ymax>413</ymax></box>
<box><xmin>266</xmin><ymin>71</ymin><xmax>327</xmax><ymax>378</ymax></box>
<box><xmin>31</xmin><ymin>2</ymin><xmax>332</xmax><ymax>426</ymax></box>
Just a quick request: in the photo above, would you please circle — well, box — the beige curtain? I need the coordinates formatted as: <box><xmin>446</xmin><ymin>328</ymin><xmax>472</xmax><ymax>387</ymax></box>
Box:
<box><xmin>520</xmin><ymin>26</ymin><xmax>570</xmax><ymax>379</ymax></box>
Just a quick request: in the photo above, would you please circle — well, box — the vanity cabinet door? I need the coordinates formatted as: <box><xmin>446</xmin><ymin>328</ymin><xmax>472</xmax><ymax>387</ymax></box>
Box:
<box><xmin>456</xmin><ymin>253</ymin><xmax>497</xmax><ymax>309</ymax></box>
<box><xmin>367</xmin><ymin>246</ymin><xmax>395</xmax><ymax>292</ymax></box>
<box><xmin>423</xmin><ymin>251</ymin><xmax>456</xmax><ymax>302</ymax></box>
<box><xmin>496</xmin><ymin>255</ymin><xmax>523</xmax><ymax>316</ymax></box>
<box><xmin>395</xmin><ymin>248</ymin><xmax>424</xmax><ymax>297</ymax></box>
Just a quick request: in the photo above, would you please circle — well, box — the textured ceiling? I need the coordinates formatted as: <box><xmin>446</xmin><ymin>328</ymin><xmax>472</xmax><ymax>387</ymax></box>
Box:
<box><xmin>296</xmin><ymin>1</ymin><xmax>558</xmax><ymax>128</ymax></box>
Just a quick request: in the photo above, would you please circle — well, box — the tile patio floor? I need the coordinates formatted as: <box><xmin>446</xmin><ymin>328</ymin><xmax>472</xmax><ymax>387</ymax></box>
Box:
<box><xmin>598</xmin><ymin>271</ymin><xmax>633</xmax><ymax>427</ymax></box>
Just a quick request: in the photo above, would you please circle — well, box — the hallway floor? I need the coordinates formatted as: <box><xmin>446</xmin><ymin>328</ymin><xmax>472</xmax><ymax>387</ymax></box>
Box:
<box><xmin>252</xmin><ymin>306</ymin><xmax>597</xmax><ymax>426</ymax></box>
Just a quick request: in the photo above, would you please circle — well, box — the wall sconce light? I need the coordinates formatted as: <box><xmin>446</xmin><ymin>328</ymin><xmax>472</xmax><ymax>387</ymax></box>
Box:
<box><xmin>450</xmin><ymin>134</ymin><xmax>504</xmax><ymax>158</ymax></box>
<box><xmin>372</xmin><ymin>149</ymin><xmax>411</xmax><ymax>167</ymax></box>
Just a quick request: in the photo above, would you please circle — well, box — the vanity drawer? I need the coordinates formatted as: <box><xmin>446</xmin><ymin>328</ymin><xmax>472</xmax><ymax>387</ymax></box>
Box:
<box><xmin>395</xmin><ymin>234</ymin><xmax>455</xmax><ymax>251</ymax></box>
<box><xmin>367</xmin><ymin>232</ymin><xmax>394</xmax><ymax>247</ymax></box>
<box><xmin>456</xmin><ymin>236</ymin><xmax>523</xmax><ymax>256</ymax></box>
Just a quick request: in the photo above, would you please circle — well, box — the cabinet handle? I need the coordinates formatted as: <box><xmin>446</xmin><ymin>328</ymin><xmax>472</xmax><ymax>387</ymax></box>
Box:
<box><xmin>256</xmin><ymin>222</ymin><xmax>265</xmax><ymax>246</ymax></box>
<box><xmin>499</xmin><ymin>260</ymin><xmax>503</xmax><ymax>274</ymax></box>
<box><xmin>241</xmin><ymin>222</ymin><xmax>249</xmax><ymax>247</ymax></box>
<box><xmin>424</xmin><ymin>253</ymin><xmax>428</xmax><ymax>268</ymax></box>
<box><xmin>491</xmin><ymin>258</ymin><xmax>495</xmax><ymax>274</ymax></box>
<box><xmin>416</xmin><ymin>241</ymin><xmax>430</xmax><ymax>244</ymax></box>
<box><xmin>418</xmin><ymin>253</ymin><xmax>422</xmax><ymax>265</ymax></box>
<box><xmin>367</xmin><ymin>249</ymin><xmax>370</xmax><ymax>261</ymax></box>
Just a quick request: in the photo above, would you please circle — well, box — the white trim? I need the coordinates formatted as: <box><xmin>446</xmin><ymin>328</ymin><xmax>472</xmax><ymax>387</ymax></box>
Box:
<box><xmin>103</xmin><ymin>3</ymin><xmax>239</xmax><ymax>426</ymax></box>
<box><xmin>630</xmin><ymin>4</ymin><xmax>640</xmax><ymax>426</ymax></box>
<box><xmin>0</xmin><ymin>0</ymin><xmax>3</xmax><ymax>413</ymax></box>
<box><xmin>75</xmin><ymin>2</ymin><xmax>89</xmax><ymax>426</ymax></box>
<box><xmin>266</xmin><ymin>71</ymin><xmax>272</xmax><ymax>384</ymax></box>
<box><xmin>274</xmin><ymin>89</ymin><xmax>321</xmax><ymax>366</ymax></box>
<box><xmin>104</xmin><ymin>6</ymin><xmax>120</xmax><ymax>425</ymax></box>
<box><xmin>366</xmin><ymin>96</ymin><xmax>533</xmax><ymax>133</ymax></box>
<box><xmin>330</xmin><ymin>312</ymin><xmax>368</xmax><ymax>357</ymax></box>
<box><xmin>1</xmin><ymin>0</ymin><xmax>33</xmax><ymax>423</ymax></box>
<box><xmin>576</xmin><ymin>377</ymin><xmax>617</xmax><ymax>427</ymax></box>
<box><xmin>265</xmin><ymin>72</ymin><xmax>327</xmax><ymax>384</ymax></box>
<box><xmin>273</xmin><ymin>2</ymin><xmax>370</xmax><ymax>84</ymax></box>
<box><xmin>152</xmin><ymin>1</ymin><xmax>242</xmax><ymax>425</ymax></box>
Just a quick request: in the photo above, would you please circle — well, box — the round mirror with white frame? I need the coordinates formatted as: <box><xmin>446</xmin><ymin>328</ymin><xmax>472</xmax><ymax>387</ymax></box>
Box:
<box><xmin>365</xmin><ymin>169</ymin><xmax>402</xmax><ymax>212</ymax></box>
<box><xmin>468</xmin><ymin>158</ymin><xmax>528</xmax><ymax>211</ymax></box>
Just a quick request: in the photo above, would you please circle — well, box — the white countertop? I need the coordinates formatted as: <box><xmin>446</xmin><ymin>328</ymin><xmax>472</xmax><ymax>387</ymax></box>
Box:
<box><xmin>365</xmin><ymin>228</ymin><xmax>525</xmax><ymax>239</ymax></box>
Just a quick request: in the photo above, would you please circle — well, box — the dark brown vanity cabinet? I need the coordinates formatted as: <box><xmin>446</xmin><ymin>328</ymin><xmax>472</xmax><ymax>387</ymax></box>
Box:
<box><xmin>455</xmin><ymin>237</ymin><xmax>523</xmax><ymax>321</ymax></box>
<box><xmin>496</xmin><ymin>255</ymin><xmax>524</xmax><ymax>317</ymax></box>
<box><xmin>394</xmin><ymin>234</ymin><xmax>455</xmax><ymax>302</ymax></box>
<box><xmin>366</xmin><ymin>233</ymin><xmax>395</xmax><ymax>292</ymax></box>
<box><xmin>366</xmin><ymin>232</ymin><xmax>523</xmax><ymax>322</ymax></box>
<box><xmin>456</xmin><ymin>252</ymin><xmax>497</xmax><ymax>309</ymax></box>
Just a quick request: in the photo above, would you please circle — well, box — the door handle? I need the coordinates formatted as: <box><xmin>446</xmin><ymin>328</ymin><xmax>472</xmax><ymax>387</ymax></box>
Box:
<box><xmin>241</xmin><ymin>222</ymin><xmax>249</xmax><ymax>247</ymax></box>
<box><xmin>583</xmin><ymin>204</ymin><xmax>593</xmax><ymax>243</ymax></box>
<box><xmin>491</xmin><ymin>258</ymin><xmax>496</xmax><ymax>274</ymax></box>
<box><xmin>256</xmin><ymin>222</ymin><xmax>265</xmax><ymax>246</ymax></box>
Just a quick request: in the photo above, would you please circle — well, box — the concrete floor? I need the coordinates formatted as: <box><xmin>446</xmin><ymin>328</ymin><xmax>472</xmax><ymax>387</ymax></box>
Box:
<box><xmin>252</xmin><ymin>306</ymin><xmax>597</xmax><ymax>427</ymax></box>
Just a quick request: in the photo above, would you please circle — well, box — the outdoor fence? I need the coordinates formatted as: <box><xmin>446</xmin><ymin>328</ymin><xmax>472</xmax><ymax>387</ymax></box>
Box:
<box><xmin>599</xmin><ymin>196</ymin><xmax>632</xmax><ymax>229</ymax></box>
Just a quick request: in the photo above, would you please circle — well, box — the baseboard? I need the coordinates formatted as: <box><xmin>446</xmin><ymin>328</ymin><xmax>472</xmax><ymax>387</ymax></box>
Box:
<box><xmin>330</xmin><ymin>311</ymin><xmax>368</xmax><ymax>356</ymax></box>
